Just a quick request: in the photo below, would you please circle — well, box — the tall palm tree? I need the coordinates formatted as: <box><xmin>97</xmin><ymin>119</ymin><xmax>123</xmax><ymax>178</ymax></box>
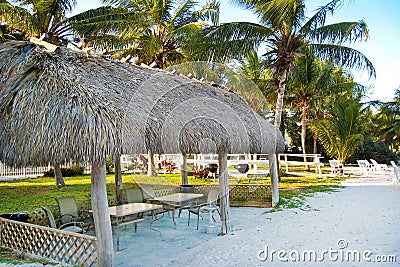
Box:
<box><xmin>195</xmin><ymin>0</ymin><xmax>375</xmax><ymax>130</ymax></box>
<box><xmin>287</xmin><ymin>49</ymin><xmax>366</xmax><ymax>166</ymax></box>
<box><xmin>309</xmin><ymin>99</ymin><xmax>364</xmax><ymax>164</ymax></box>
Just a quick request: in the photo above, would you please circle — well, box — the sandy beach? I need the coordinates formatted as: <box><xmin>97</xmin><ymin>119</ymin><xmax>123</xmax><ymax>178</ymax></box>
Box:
<box><xmin>166</xmin><ymin>175</ymin><xmax>400</xmax><ymax>266</ymax></box>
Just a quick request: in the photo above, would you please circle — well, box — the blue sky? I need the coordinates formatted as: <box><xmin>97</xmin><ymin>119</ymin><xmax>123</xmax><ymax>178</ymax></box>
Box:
<box><xmin>74</xmin><ymin>0</ymin><xmax>400</xmax><ymax>102</ymax></box>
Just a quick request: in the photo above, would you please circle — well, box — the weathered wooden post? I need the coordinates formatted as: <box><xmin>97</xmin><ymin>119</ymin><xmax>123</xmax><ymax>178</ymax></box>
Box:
<box><xmin>218</xmin><ymin>152</ymin><xmax>230</xmax><ymax>235</ymax></box>
<box><xmin>91</xmin><ymin>162</ymin><xmax>114</xmax><ymax>267</ymax></box>
<box><xmin>269</xmin><ymin>153</ymin><xmax>279</xmax><ymax>208</ymax></box>
<box><xmin>181</xmin><ymin>153</ymin><xmax>188</xmax><ymax>185</ymax></box>
<box><xmin>114</xmin><ymin>154</ymin><xmax>123</xmax><ymax>205</ymax></box>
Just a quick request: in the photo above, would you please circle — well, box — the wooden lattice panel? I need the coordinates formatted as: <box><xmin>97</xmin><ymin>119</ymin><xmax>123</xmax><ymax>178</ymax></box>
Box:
<box><xmin>155</xmin><ymin>187</ymin><xmax>179</xmax><ymax>197</ymax></box>
<box><xmin>193</xmin><ymin>185</ymin><xmax>272</xmax><ymax>201</ymax></box>
<box><xmin>0</xmin><ymin>218</ymin><xmax>97</xmax><ymax>266</ymax></box>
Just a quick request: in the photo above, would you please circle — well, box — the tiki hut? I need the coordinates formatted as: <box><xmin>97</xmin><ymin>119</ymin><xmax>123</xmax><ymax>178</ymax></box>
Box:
<box><xmin>0</xmin><ymin>41</ymin><xmax>284</xmax><ymax>266</ymax></box>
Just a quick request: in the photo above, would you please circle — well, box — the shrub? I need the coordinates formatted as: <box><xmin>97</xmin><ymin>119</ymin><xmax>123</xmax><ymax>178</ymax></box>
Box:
<box><xmin>192</xmin><ymin>166</ymin><xmax>209</xmax><ymax>179</ymax></box>
<box><xmin>69</xmin><ymin>165</ymin><xmax>85</xmax><ymax>175</ymax></box>
<box><xmin>348</xmin><ymin>137</ymin><xmax>399</xmax><ymax>164</ymax></box>
<box><xmin>42</xmin><ymin>165</ymin><xmax>85</xmax><ymax>177</ymax></box>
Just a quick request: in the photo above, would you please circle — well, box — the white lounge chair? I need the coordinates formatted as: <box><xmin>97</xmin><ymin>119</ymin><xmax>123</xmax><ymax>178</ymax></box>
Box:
<box><xmin>370</xmin><ymin>159</ymin><xmax>389</xmax><ymax>173</ymax></box>
<box><xmin>356</xmin><ymin>160</ymin><xmax>373</xmax><ymax>175</ymax></box>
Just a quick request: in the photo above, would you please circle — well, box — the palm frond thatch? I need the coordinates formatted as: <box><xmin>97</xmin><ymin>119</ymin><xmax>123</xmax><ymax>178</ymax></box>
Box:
<box><xmin>0</xmin><ymin>41</ymin><xmax>284</xmax><ymax>167</ymax></box>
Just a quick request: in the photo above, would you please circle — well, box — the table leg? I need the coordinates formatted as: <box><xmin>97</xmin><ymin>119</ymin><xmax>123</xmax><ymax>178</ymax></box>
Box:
<box><xmin>172</xmin><ymin>208</ymin><xmax>176</xmax><ymax>229</ymax></box>
<box><xmin>116</xmin><ymin>217</ymin><xmax>120</xmax><ymax>251</ymax></box>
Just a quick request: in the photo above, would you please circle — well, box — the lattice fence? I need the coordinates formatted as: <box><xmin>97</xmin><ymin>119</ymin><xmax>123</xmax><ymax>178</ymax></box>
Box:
<box><xmin>154</xmin><ymin>187</ymin><xmax>180</xmax><ymax>197</ymax></box>
<box><xmin>193</xmin><ymin>184</ymin><xmax>272</xmax><ymax>202</ymax></box>
<box><xmin>0</xmin><ymin>218</ymin><xmax>97</xmax><ymax>266</ymax></box>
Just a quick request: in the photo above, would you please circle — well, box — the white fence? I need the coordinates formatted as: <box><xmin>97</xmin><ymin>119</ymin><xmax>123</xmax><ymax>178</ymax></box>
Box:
<box><xmin>0</xmin><ymin>163</ymin><xmax>51</xmax><ymax>178</ymax></box>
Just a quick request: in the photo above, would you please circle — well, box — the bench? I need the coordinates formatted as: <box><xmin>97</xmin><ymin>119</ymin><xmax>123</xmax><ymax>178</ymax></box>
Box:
<box><xmin>279</xmin><ymin>154</ymin><xmax>324</xmax><ymax>177</ymax></box>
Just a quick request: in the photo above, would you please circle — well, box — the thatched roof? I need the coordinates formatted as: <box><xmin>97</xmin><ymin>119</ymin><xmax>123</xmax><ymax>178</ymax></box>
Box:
<box><xmin>0</xmin><ymin>41</ymin><xmax>284</xmax><ymax>166</ymax></box>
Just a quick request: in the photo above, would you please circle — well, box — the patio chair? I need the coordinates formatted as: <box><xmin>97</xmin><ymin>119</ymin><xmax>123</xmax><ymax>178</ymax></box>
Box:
<box><xmin>329</xmin><ymin>160</ymin><xmax>343</xmax><ymax>175</ymax></box>
<box><xmin>139</xmin><ymin>184</ymin><xmax>157</xmax><ymax>201</ymax></box>
<box><xmin>125</xmin><ymin>187</ymin><xmax>144</xmax><ymax>203</ymax></box>
<box><xmin>188</xmin><ymin>188</ymin><xmax>220</xmax><ymax>230</ymax></box>
<box><xmin>41</xmin><ymin>206</ymin><xmax>85</xmax><ymax>234</ymax></box>
<box><xmin>55</xmin><ymin>196</ymin><xmax>92</xmax><ymax>231</ymax></box>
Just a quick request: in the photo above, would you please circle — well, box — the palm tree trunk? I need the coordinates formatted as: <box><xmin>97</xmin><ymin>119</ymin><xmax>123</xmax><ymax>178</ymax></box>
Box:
<box><xmin>270</xmin><ymin>69</ymin><xmax>288</xmax><ymax>208</ymax></box>
<box><xmin>273</xmin><ymin>70</ymin><xmax>288</xmax><ymax>128</ymax></box>
<box><xmin>114</xmin><ymin>154</ymin><xmax>123</xmax><ymax>205</ymax></box>
<box><xmin>313</xmin><ymin>132</ymin><xmax>318</xmax><ymax>154</ymax></box>
<box><xmin>54</xmin><ymin>163</ymin><xmax>65</xmax><ymax>187</ymax></box>
<box><xmin>91</xmin><ymin>162</ymin><xmax>114</xmax><ymax>267</ymax></box>
<box><xmin>301</xmin><ymin>104</ymin><xmax>310</xmax><ymax>171</ymax></box>
<box><xmin>147</xmin><ymin>150</ymin><xmax>157</xmax><ymax>177</ymax></box>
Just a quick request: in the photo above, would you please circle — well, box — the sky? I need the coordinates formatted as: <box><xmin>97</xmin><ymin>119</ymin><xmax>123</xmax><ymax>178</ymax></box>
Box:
<box><xmin>73</xmin><ymin>0</ymin><xmax>400</xmax><ymax>102</ymax></box>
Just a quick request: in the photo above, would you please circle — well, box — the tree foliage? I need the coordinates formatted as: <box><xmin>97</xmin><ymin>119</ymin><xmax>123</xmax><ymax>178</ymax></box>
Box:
<box><xmin>309</xmin><ymin>99</ymin><xmax>364</xmax><ymax>164</ymax></box>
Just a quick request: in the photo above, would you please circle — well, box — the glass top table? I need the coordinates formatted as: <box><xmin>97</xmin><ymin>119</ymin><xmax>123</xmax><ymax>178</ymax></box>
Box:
<box><xmin>153</xmin><ymin>193</ymin><xmax>204</xmax><ymax>228</ymax></box>
<box><xmin>108</xmin><ymin>203</ymin><xmax>163</xmax><ymax>251</ymax></box>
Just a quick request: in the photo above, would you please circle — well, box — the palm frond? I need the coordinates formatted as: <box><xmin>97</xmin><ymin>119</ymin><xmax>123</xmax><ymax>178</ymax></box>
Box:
<box><xmin>67</xmin><ymin>6</ymin><xmax>146</xmax><ymax>37</ymax></box>
<box><xmin>0</xmin><ymin>2</ymin><xmax>39</xmax><ymax>37</ymax></box>
<box><xmin>202</xmin><ymin>22</ymin><xmax>271</xmax><ymax>61</ymax></box>
<box><xmin>197</xmin><ymin>0</ymin><xmax>220</xmax><ymax>26</ymax></box>
<box><xmin>307</xmin><ymin>21</ymin><xmax>369</xmax><ymax>45</ymax></box>
<box><xmin>170</xmin><ymin>0</ymin><xmax>197</xmax><ymax>27</ymax></box>
<box><xmin>309</xmin><ymin>43</ymin><xmax>376</xmax><ymax>78</ymax></box>
<box><xmin>37</xmin><ymin>0</ymin><xmax>77</xmax><ymax>15</ymax></box>
<box><xmin>253</xmin><ymin>0</ymin><xmax>302</xmax><ymax>30</ymax></box>
<box><xmin>300</xmin><ymin>0</ymin><xmax>342</xmax><ymax>33</ymax></box>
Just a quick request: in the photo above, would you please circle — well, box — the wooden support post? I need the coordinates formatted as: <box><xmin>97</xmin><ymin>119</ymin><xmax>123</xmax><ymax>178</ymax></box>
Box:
<box><xmin>114</xmin><ymin>154</ymin><xmax>123</xmax><ymax>205</ymax></box>
<box><xmin>218</xmin><ymin>152</ymin><xmax>230</xmax><ymax>235</ymax></box>
<box><xmin>91</xmin><ymin>163</ymin><xmax>114</xmax><ymax>267</ymax></box>
<box><xmin>269</xmin><ymin>153</ymin><xmax>279</xmax><ymax>208</ymax></box>
<box><xmin>147</xmin><ymin>150</ymin><xmax>157</xmax><ymax>176</ymax></box>
<box><xmin>181</xmin><ymin>153</ymin><xmax>188</xmax><ymax>185</ymax></box>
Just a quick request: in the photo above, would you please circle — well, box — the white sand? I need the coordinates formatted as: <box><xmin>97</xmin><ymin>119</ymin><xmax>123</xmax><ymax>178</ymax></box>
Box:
<box><xmin>166</xmin><ymin>176</ymin><xmax>400</xmax><ymax>266</ymax></box>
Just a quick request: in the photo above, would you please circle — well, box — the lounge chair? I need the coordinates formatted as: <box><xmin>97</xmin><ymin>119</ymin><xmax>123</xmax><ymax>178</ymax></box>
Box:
<box><xmin>357</xmin><ymin>160</ymin><xmax>373</xmax><ymax>174</ymax></box>
<box><xmin>55</xmin><ymin>196</ymin><xmax>92</xmax><ymax>231</ymax></box>
<box><xmin>125</xmin><ymin>187</ymin><xmax>144</xmax><ymax>203</ymax></box>
<box><xmin>370</xmin><ymin>159</ymin><xmax>389</xmax><ymax>173</ymax></box>
<box><xmin>390</xmin><ymin>161</ymin><xmax>399</xmax><ymax>187</ymax></box>
<box><xmin>41</xmin><ymin>206</ymin><xmax>85</xmax><ymax>234</ymax></box>
<box><xmin>188</xmin><ymin>188</ymin><xmax>220</xmax><ymax>230</ymax></box>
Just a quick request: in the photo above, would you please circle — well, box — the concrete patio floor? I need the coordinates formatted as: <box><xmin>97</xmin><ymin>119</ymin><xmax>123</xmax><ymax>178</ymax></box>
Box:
<box><xmin>104</xmin><ymin>206</ymin><xmax>271</xmax><ymax>266</ymax></box>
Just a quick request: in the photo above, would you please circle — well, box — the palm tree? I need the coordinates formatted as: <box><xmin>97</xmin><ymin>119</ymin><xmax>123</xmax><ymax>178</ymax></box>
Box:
<box><xmin>309</xmin><ymin>99</ymin><xmax>364</xmax><ymax>164</ymax></box>
<box><xmin>195</xmin><ymin>0</ymin><xmax>375</xmax><ymax>130</ymax></box>
<box><xmin>287</xmin><ymin>49</ymin><xmax>366</xmax><ymax>167</ymax></box>
<box><xmin>73</xmin><ymin>0</ymin><xmax>219</xmax><ymax>69</ymax></box>
<box><xmin>0</xmin><ymin>0</ymin><xmax>76</xmax><ymax>44</ymax></box>
<box><xmin>376</xmin><ymin>88</ymin><xmax>400</xmax><ymax>151</ymax></box>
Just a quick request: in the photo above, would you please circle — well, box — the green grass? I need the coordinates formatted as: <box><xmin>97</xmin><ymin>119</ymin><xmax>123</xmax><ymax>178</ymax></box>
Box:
<box><xmin>0</xmin><ymin>173</ymin><xmax>213</xmax><ymax>213</ymax></box>
<box><xmin>0</xmin><ymin>172</ymin><xmax>347</xmax><ymax>214</ymax></box>
<box><xmin>273</xmin><ymin>177</ymin><xmax>344</xmax><ymax>211</ymax></box>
